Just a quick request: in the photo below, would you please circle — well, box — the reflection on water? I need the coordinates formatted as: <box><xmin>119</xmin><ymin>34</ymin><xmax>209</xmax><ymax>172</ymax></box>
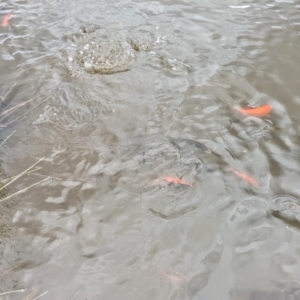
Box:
<box><xmin>1</xmin><ymin>0</ymin><xmax>300</xmax><ymax>299</ymax></box>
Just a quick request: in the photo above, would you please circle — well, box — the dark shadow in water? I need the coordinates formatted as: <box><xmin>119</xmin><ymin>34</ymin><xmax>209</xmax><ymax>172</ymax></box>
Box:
<box><xmin>267</xmin><ymin>210</ymin><xmax>300</xmax><ymax>231</ymax></box>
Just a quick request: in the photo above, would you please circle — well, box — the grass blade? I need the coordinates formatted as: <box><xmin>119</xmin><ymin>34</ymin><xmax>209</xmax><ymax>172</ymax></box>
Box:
<box><xmin>0</xmin><ymin>289</ymin><xmax>24</xmax><ymax>296</ymax></box>
<box><xmin>1</xmin><ymin>167</ymin><xmax>42</xmax><ymax>184</ymax></box>
<box><xmin>0</xmin><ymin>177</ymin><xmax>50</xmax><ymax>203</ymax></box>
<box><xmin>22</xmin><ymin>291</ymin><xmax>36</xmax><ymax>300</ymax></box>
<box><xmin>71</xmin><ymin>289</ymin><xmax>81</xmax><ymax>300</ymax></box>
<box><xmin>0</xmin><ymin>83</ymin><xmax>16</xmax><ymax>102</ymax></box>
<box><xmin>1</xmin><ymin>95</ymin><xmax>51</xmax><ymax>128</ymax></box>
<box><xmin>0</xmin><ymin>130</ymin><xmax>16</xmax><ymax>146</ymax></box>
<box><xmin>0</xmin><ymin>98</ymin><xmax>35</xmax><ymax>120</ymax></box>
<box><xmin>31</xmin><ymin>291</ymin><xmax>49</xmax><ymax>300</ymax></box>
<box><xmin>0</xmin><ymin>157</ymin><xmax>45</xmax><ymax>192</ymax></box>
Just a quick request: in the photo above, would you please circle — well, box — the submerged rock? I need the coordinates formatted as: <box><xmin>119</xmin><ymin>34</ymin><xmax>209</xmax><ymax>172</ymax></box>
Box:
<box><xmin>126</xmin><ymin>35</ymin><xmax>154</xmax><ymax>52</ymax></box>
<box><xmin>62</xmin><ymin>25</ymin><xmax>135</xmax><ymax>76</ymax></box>
<box><xmin>62</xmin><ymin>24</ymin><xmax>156</xmax><ymax>76</ymax></box>
<box><xmin>75</xmin><ymin>38</ymin><xmax>134</xmax><ymax>74</ymax></box>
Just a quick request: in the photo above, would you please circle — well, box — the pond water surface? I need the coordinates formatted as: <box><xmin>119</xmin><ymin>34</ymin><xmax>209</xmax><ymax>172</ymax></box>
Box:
<box><xmin>1</xmin><ymin>0</ymin><xmax>300</xmax><ymax>299</ymax></box>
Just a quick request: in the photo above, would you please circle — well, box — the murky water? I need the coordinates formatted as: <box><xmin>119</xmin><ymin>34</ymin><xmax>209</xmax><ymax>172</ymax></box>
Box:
<box><xmin>1</xmin><ymin>0</ymin><xmax>300</xmax><ymax>299</ymax></box>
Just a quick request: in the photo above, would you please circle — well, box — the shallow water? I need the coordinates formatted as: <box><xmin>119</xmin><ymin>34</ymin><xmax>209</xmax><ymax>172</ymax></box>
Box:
<box><xmin>1</xmin><ymin>0</ymin><xmax>300</xmax><ymax>299</ymax></box>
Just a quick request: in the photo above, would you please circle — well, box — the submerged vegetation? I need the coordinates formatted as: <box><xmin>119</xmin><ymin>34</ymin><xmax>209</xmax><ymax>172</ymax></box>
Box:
<box><xmin>0</xmin><ymin>85</ymin><xmax>52</xmax><ymax>204</ymax></box>
<box><xmin>0</xmin><ymin>85</ymin><xmax>54</xmax><ymax>299</ymax></box>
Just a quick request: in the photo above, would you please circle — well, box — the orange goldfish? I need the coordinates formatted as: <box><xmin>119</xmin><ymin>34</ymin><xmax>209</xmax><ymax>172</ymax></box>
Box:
<box><xmin>152</xmin><ymin>176</ymin><xmax>193</xmax><ymax>187</ymax></box>
<box><xmin>234</xmin><ymin>104</ymin><xmax>273</xmax><ymax>116</ymax></box>
<box><xmin>156</xmin><ymin>270</ymin><xmax>186</xmax><ymax>283</ymax></box>
<box><xmin>2</xmin><ymin>12</ymin><xmax>11</xmax><ymax>27</ymax></box>
<box><xmin>227</xmin><ymin>167</ymin><xmax>259</xmax><ymax>187</ymax></box>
